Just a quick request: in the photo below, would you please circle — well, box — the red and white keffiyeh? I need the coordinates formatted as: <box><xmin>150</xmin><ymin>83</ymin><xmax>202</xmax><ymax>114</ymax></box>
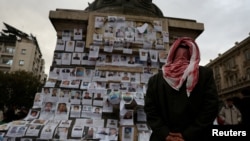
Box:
<box><xmin>162</xmin><ymin>37</ymin><xmax>200</xmax><ymax>97</ymax></box>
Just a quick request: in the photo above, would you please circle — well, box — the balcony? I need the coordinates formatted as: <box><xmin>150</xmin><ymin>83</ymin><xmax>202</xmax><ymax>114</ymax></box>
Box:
<box><xmin>219</xmin><ymin>79</ymin><xmax>250</xmax><ymax>96</ymax></box>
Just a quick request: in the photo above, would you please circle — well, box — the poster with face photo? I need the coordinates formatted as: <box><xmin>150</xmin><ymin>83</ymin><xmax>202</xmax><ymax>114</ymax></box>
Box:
<box><xmin>59</xmin><ymin>120</ymin><xmax>72</xmax><ymax>128</ymax></box>
<box><xmin>60</xmin><ymin>79</ymin><xmax>70</xmax><ymax>88</ymax></box>
<box><xmin>33</xmin><ymin>93</ymin><xmax>43</xmax><ymax>108</ymax></box>
<box><xmin>126</xmin><ymin>56</ymin><xmax>135</xmax><ymax>66</ymax></box>
<box><xmin>130</xmin><ymin>72</ymin><xmax>140</xmax><ymax>83</ymax></box>
<box><xmin>155</xmin><ymin>38</ymin><xmax>164</xmax><ymax>49</ymax></box>
<box><xmin>73</xmin><ymin>28</ymin><xmax>83</xmax><ymax>40</ymax></box>
<box><xmin>70</xmin><ymin>90</ymin><xmax>81</xmax><ymax>104</ymax></box>
<box><xmin>134</xmin><ymin>92</ymin><xmax>145</xmax><ymax>106</ymax></box>
<box><xmin>82</xmin><ymin>126</ymin><xmax>98</xmax><ymax>139</ymax></box>
<box><xmin>136</xmin><ymin>123</ymin><xmax>149</xmax><ymax>131</ymax></box>
<box><xmin>106</xmin><ymin>119</ymin><xmax>118</xmax><ymax>128</ymax></box>
<box><xmin>149</xmin><ymin>50</ymin><xmax>158</xmax><ymax>62</ymax></box>
<box><xmin>102</xmin><ymin>96</ymin><xmax>113</xmax><ymax>113</ymax></box>
<box><xmin>112</xmin><ymin>54</ymin><xmax>121</xmax><ymax>66</ymax></box>
<box><xmin>123</xmin><ymin>42</ymin><xmax>133</xmax><ymax>54</ymax></box>
<box><xmin>113</xmin><ymin>38</ymin><xmax>125</xmax><ymax>50</ymax></box>
<box><xmin>103</xmin><ymin>39</ymin><xmax>114</xmax><ymax>53</ymax></box>
<box><xmin>95</xmin><ymin>16</ymin><xmax>105</xmax><ymax>28</ymax></box>
<box><xmin>55</xmin><ymin>39</ymin><xmax>65</xmax><ymax>51</ymax></box>
<box><xmin>24</xmin><ymin>109</ymin><xmax>40</xmax><ymax>121</ymax></box>
<box><xmin>153</xmin><ymin>20</ymin><xmax>162</xmax><ymax>32</ymax></box>
<box><xmin>54</xmin><ymin>102</ymin><xmax>70</xmax><ymax>120</ymax></box>
<box><xmin>120</xmin><ymin>110</ymin><xmax>134</xmax><ymax>126</ymax></box>
<box><xmin>53</xmin><ymin>52</ymin><xmax>62</xmax><ymax>65</ymax></box>
<box><xmin>49</xmin><ymin>67</ymin><xmax>60</xmax><ymax>80</ymax></box>
<box><xmin>39</xmin><ymin>102</ymin><xmax>56</xmax><ymax>120</ymax></box>
<box><xmin>6</xmin><ymin>125</ymin><xmax>28</xmax><ymax>137</ymax></box>
<box><xmin>159</xmin><ymin>50</ymin><xmax>167</xmax><ymax>63</ymax></box>
<box><xmin>162</xmin><ymin>31</ymin><xmax>169</xmax><ymax>43</ymax></box>
<box><xmin>120</xmin><ymin>82</ymin><xmax>128</xmax><ymax>92</ymax></box>
<box><xmin>44</xmin><ymin>78</ymin><xmax>56</xmax><ymax>88</ymax></box>
<box><xmin>69</xmin><ymin>79</ymin><xmax>81</xmax><ymax>89</ymax></box>
<box><xmin>108</xmin><ymin>71</ymin><xmax>121</xmax><ymax>81</ymax></box>
<box><xmin>82</xmin><ymin>91</ymin><xmax>93</xmax><ymax>105</ymax></box>
<box><xmin>143</xmin><ymin>39</ymin><xmax>153</xmax><ymax>49</ymax></box>
<box><xmin>75</xmin><ymin>40</ymin><xmax>85</xmax><ymax>52</ymax></box>
<box><xmin>93</xmin><ymin>92</ymin><xmax>104</xmax><ymax>106</ymax></box>
<box><xmin>89</xmin><ymin>45</ymin><xmax>100</xmax><ymax>58</ymax></box>
<box><xmin>65</xmin><ymin>40</ymin><xmax>75</xmax><ymax>52</ymax></box>
<box><xmin>61</xmin><ymin>53</ymin><xmax>72</xmax><ymax>65</ymax></box>
<box><xmin>103</xmin><ymin>25</ymin><xmax>114</xmax><ymax>38</ymax></box>
<box><xmin>121</xmin><ymin>72</ymin><xmax>131</xmax><ymax>82</ymax></box>
<box><xmin>104</xmin><ymin>54</ymin><xmax>112</xmax><ymax>65</ymax></box>
<box><xmin>146</xmin><ymin>26</ymin><xmax>157</xmax><ymax>41</ymax></box>
<box><xmin>71</xmin><ymin>53</ymin><xmax>81</xmax><ymax>65</ymax></box>
<box><xmin>81</xmin><ymin>105</ymin><xmax>93</xmax><ymax>118</ymax></box>
<box><xmin>42</xmin><ymin>87</ymin><xmax>51</xmax><ymax>97</ymax></box>
<box><xmin>95</xmin><ymin>127</ymin><xmax>109</xmax><ymax>140</ymax></box>
<box><xmin>107</xmin><ymin>16</ymin><xmax>117</xmax><ymax>25</ymax></box>
<box><xmin>122</xmin><ymin>126</ymin><xmax>134</xmax><ymax>141</ymax></box>
<box><xmin>93</xmin><ymin>33</ymin><xmax>103</xmax><ymax>45</ymax></box>
<box><xmin>70</xmin><ymin>105</ymin><xmax>81</xmax><ymax>118</ymax></box>
<box><xmin>128</xmin><ymin>83</ymin><xmax>137</xmax><ymax>92</ymax></box>
<box><xmin>96</xmin><ymin>54</ymin><xmax>106</xmax><ymax>66</ymax></box>
<box><xmin>62</xmin><ymin>30</ymin><xmax>72</xmax><ymax>41</ymax></box>
<box><xmin>107</xmin><ymin>127</ymin><xmax>118</xmax><ymax>141</ymax></box>
<box><xmin>71</xmin><ymin>125</ymin><xmax>84</xmax><ymax>138</ymax></box>
<box><xmin>53</xmin><ymin>127</ymin><xmax>69</xmax><ymax>140</ymax></box>
<box><xmin>91</xmin><ymin>106</ymin><xmax>102</xmax><ymax>119</ymax></box>
<box><xmin>25</xmin><ymin>124</ymin><xmax>43</xmax><ymax>137</ymax></box>
<box><xmin>50</xmin><ymin>88</ymin><xmax>59</xmax><ymax>102</ymax></box>
<box><xmin>125</xmin><ymin>30</ymin><xmax>135</xmax><ymax>42</ymax></box>
<box><xmin>58</xmin><ymin>89</ymin><xmax>70</xmax><ymax>102</ymax></box>
<box><xmin>83</xmin><ymin>69</ymin><xmax>94</xmax><ymax>82</ymax></box>
<box><xmin>115</xmin><ymin>27</ymin><xmax>125</xmax><ymax>38</ymax></box>
<box><xmin>80</xmin><ymin>81</ymin><xmax>89</xmax><ymax>90</ymax></box>
<box><xmin>39</xmin><ymin>124</ymin><xmax>57</xmax><ymax>139</ymax></box>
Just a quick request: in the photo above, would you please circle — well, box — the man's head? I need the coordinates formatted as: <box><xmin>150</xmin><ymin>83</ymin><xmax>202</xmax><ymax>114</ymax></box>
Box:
<box><xmin>226</xmin><ymin>98</ymin><xmax>234</xmax><ymax>107</ymax></box>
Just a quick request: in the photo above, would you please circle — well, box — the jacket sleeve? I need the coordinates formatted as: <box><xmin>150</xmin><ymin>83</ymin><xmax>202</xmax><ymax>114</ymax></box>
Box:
<box><xmin>144</xmin><ymin>75</ymin><xmax>170</xmax><ymax>141</ymax></box>
<box><xmin>182</xmin><ymin>68</ymin><xmax>219</xmax><ymax>140</ymax></box>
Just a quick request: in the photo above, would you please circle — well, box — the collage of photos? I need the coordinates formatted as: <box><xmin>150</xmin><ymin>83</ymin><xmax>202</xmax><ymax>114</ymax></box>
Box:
<box><xmin>1</xmin><ymin>15</ymin><xmax>162</xmax><ymax>141</ymax></box>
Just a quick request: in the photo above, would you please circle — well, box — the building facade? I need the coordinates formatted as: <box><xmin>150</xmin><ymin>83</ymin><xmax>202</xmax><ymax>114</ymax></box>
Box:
<box><xmin>206</xmin><ymin>34</ymin><xmax>250</xmax><ymax>100</ymax></box>
<box><xmin>0</xmin><ymin>23</ymin><xmax>47</xmax><ymax>83</ymax></box>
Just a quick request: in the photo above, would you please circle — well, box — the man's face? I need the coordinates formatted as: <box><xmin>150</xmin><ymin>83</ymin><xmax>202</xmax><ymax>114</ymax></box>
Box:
<box><xmin>45</xmin><ymin>103</ymin><xmax>52</xmax><ymax>111</ymax></box>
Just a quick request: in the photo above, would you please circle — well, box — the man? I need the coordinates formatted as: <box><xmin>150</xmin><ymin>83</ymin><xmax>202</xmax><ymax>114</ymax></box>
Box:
<box><xmin>83</xmin><ymin>92</ymin><xmax>92</xmax><ymax>99</ymax></box>
<box><xmin>218</xmin><ymin>98</ymin><xmax>242</xmax><ymax>125</ymax></box>
<box><xmin>144</xmin><ymin>37</ymin><xmax>219</xmax><ymax>141</ymax></box>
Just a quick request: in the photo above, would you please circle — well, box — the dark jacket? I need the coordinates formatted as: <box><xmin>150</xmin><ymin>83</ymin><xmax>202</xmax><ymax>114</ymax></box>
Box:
<box><xmin>144</xmin><ymin>66</ymin><xmax>219</xmax><ymax>141</ymax></box>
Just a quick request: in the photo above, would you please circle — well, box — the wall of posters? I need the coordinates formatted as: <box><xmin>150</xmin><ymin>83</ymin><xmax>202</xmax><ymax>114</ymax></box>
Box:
<box><xmin>0</xmin><ymin>13</ymin><xmax>169</xmax><ymax>141</ymax></box>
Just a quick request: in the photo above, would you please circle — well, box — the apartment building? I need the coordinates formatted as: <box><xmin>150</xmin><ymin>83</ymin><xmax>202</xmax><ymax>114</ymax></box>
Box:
<box><xmin>0</xmin><ymin>23</ymin><xmax>47</xmax><ymax>83</ymax></box>
<box><xmin>206</xmin><ymin>34</ymin><xmax>250</xmax><ymax>100</ymax></box>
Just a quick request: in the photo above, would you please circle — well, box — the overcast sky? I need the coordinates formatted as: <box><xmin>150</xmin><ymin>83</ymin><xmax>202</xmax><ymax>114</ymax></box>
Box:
<box><xmin>1</xmin><ymin>0</ymin><xmax>250</xmax><ymax>75</ymax></box>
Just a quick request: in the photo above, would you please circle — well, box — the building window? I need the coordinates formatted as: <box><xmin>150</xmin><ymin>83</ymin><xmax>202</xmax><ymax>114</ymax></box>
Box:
<box><xmin>2</xmin><ymin>58</ymin><xmax>13</xmax><ymax>65</ymax></box>
<box><xmin>6</xmin><ymin>47</ymin><xmax>15</xmax><ymax>54</ymax></box>
<box><xmin>244</xmin><ymin>49</ymin><xmax>250</xmax><ymax>61</ymax></box>
<box><xmin>224</xmin><ymin>58</ymin><xmax>236</xmax><ymax>70</ymax></box>
<box><xmin>19</xmin><ymin>60</ymin><xmax>24</xmax><ymax>66</ymax></box>
<box><xmin>21</xmin><ymin>49</ymin><xmax>26</xmax><ymax>54</ymax></box>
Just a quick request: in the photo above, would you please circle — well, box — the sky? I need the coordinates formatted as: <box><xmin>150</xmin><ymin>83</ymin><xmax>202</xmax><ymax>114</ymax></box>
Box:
<box><xmin>1</xmin><ymin>0</ymin><xmax>250</xmax><ymax>75</ymax></box>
